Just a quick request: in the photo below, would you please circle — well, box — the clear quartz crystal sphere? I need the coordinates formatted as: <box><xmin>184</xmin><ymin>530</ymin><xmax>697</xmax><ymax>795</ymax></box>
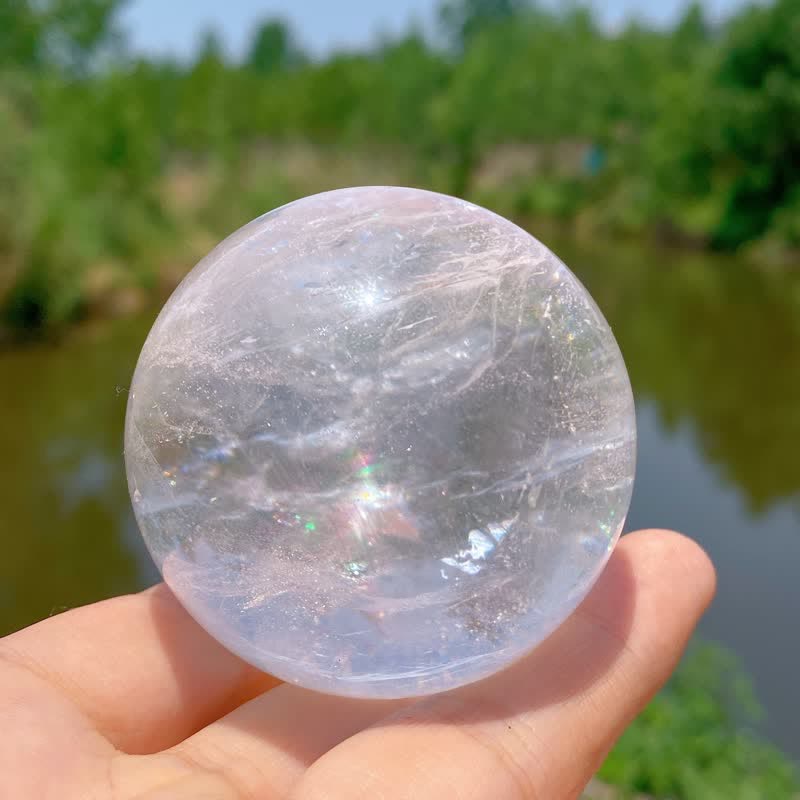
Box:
<box><xmin>125</xmin><ymin>186</ymin><xmax>636</xmax><ymax>698</ymax></box>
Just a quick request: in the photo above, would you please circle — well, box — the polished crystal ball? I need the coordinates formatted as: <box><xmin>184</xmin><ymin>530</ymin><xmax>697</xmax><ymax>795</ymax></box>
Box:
<box><xmin>125</xmin><ymin>186</ymin><xmax>636</xmax><ymax>698</ymax></box>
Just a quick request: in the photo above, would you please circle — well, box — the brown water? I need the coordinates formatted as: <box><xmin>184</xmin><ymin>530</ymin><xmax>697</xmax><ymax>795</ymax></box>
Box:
<box><xmin>1</xmin><ymin>237</ymin><xmax>799</xmax><ymax>758</ymax></box>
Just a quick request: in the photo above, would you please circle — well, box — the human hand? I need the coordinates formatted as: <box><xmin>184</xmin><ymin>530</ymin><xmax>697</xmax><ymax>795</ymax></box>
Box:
<box><xmin>0</xmin><ymin>529</ymin><xmax>714</xmax><ymax>800</ymax></box>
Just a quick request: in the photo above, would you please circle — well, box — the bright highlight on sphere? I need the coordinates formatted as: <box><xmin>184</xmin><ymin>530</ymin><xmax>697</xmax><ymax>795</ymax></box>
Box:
<box><xmin>125</xmin><ymin>186</ymin><xmax>636</xmax><ymax>698</ymax></box>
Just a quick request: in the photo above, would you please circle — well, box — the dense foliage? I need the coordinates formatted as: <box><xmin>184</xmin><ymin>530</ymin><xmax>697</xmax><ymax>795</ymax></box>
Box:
<box><xmin>600</xmin><ymin>645</ymin><xmax>799</xmax><ymax>798</ymax></box>
<box><xmin>0</xmin><ymin>0</ymin><xmax>798</xmax><ymax>331</ymax></box>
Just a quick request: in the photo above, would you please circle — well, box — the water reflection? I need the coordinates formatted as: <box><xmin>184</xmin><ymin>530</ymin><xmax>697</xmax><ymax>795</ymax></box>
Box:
<box><xmin>558</xmin><ymin>239</ymin><xmax>800</xmax><ymax>513</ymax></box>
<box><xmin>631</xmin><ymin>402</ymin><xmax>800</xmax><ymax>759</ymax></box>
<box><xmin>0</xmin><ymin>315</ymin><xmax>159</xmax><ymax>635</ymax></box>
<box><xmin>0</xmin><ymin>238</ymin><xmax>798</xmax><ymax>754</ymax></box>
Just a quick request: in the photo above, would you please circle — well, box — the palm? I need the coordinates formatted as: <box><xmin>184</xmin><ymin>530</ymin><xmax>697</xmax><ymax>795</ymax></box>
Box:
<box><xmin>0</xmin><ymin>530</ymin><xmax>714</xmax><ymax>800</ymax></box>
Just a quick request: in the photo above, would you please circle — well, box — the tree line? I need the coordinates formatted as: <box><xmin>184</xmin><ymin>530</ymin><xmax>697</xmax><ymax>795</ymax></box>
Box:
<box><xmin>0</xmin><ymin>0</ymin><xmax>798</xmax><ymax>329</ymax></box>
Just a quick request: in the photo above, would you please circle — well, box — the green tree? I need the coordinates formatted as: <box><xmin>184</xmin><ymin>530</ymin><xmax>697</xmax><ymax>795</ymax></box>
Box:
<box><xmin>670</xmin><ymin>1</ymin><xmax>711</xmax><ymax>65</ymax></box>
<box><xmin>0</xmin><ymin>0</ymin><xmax>41</xmax><ymax>68</ymax></box>
<box><xmin>0</xmin><ymin>0</ymin><xmax>127</xmax><ymax>72</ymax></box>
<box><xmin>601</xmin><ymin>645</ymin><xmax>799</xmax><ymax>798</ymax></box>
<box><xmin>173</xmin><ymin>29</ymin><xmax>232</xmax><ymax>154</ymax></box>
<box><xmin>246</xmin><ymin>19</ymin><xmax>305</xmax><ymax>74</ymax></box>
<box><xmin>710</xmin><ymin>0</ymin><xmax>800</xmax><ymax>248</ymax></box>
<box><xmin>439</xmin><ymin>0</ymin><xmax>530</xmax><ymax>51</ymax></box>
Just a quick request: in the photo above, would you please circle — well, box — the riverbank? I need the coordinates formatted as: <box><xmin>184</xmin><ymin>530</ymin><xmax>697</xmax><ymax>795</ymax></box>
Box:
<box><xmin>1</xmin><ymin>142</ymin><xmax>797</xmax><ymax>345</ymax></box>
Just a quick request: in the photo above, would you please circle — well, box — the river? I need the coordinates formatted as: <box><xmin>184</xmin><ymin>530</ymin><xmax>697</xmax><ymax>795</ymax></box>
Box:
<box><xmin>1</xmin><ymin>235</ymin><xmax>798</xmax><ymax>759</ymax></box>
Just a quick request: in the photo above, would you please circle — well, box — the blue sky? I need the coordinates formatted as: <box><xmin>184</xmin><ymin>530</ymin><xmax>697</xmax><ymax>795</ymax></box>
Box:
<box><xmin>120</xmin><ymin>0</ymin><xmax>751</xmax><ymax>60</ymax></box>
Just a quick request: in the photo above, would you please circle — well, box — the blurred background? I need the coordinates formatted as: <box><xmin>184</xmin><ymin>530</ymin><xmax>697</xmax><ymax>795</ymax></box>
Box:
<box><xmin>1</xmin><ymin>0</ymin><xmax>798</xmax><ymax>796</ymax></box>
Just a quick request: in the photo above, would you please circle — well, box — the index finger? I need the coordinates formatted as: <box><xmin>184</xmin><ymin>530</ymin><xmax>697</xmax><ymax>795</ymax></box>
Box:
<box><xmin>0</xmin><ymin>583</ymin><xmax>279</xmax><ymax>753</ymax></box>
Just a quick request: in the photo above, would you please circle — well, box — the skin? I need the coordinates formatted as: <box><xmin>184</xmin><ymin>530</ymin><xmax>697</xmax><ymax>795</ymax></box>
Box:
<box><xmin>0</xmin><ymin>529</ymin><xmax>715</xmax><ymax>800</ymax></box>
